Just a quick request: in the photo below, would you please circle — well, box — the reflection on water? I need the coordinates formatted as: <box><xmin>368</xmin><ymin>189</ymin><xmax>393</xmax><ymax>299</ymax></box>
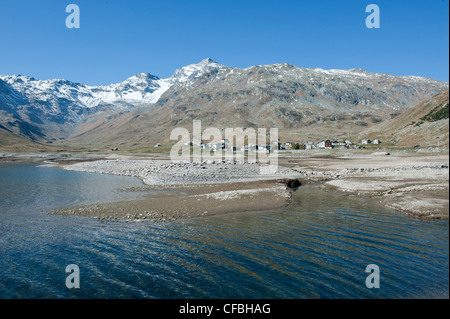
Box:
<box><xmin>0</xmin><ymin>163</ymin><xmax>148</xmax><ymax>215</ymax></box>
<box><xmin>0</xmin><ymin>163</ymin><xmax>448</xmax><ymax>298</ymax></box>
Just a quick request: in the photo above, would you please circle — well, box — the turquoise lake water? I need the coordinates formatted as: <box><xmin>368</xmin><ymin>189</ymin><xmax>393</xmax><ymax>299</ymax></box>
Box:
<box><xmin>0</xmin><ymin>163</ymin><xmax>448</xmax><ymax>298</ymax></box>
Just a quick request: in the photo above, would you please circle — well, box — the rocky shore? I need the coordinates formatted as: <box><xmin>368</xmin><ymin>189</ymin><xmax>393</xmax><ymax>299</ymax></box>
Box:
<box><xmin>44</xmin><ymin>157</ymin><xmax>302</xmax><ymax>222</ymax></box>
<box><xmin>286</xmin><ymin>152</ymin><xmax>449</xmax><ymax>219</ymax></box>
<box><xmin>50</xmin><ymin>180</ymin><xmax>294</xmax><ymax>222</ymax></box>
<box><xmin>61</xmin><ymin>158</ymin><xmax>302</xmax><ymax>186</ymax></box>
<box><xmin>34</xmin><ymin>150</ymin><xmax>450</xmax><ymax>221</ymax></box>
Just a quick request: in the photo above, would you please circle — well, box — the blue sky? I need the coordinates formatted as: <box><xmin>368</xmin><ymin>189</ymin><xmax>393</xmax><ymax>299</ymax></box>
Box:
<box><xmin>0</xmin><ymin>0</ymin><xmax>448</xmax><ymax>85</ymax></box>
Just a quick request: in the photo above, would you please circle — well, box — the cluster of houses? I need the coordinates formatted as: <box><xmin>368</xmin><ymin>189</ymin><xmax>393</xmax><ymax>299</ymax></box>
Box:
<box><xmin>154</xmin><ymin>138</ymin><xmax>382</xmax><ymax>152</ymax></box>
<box><xmin>191</xmin><ymin>138</ymin><xmax>382</xmax><ymax>151</ymax></box>
<box><xmin>280</xmin><ymin>138</ymin><xmax>381</xmax><ymax>150</ymax></box>
<box><xmin>183</xmin><ymin>139</ymin><xmax>272</xmax><ymax>152</ymax></box>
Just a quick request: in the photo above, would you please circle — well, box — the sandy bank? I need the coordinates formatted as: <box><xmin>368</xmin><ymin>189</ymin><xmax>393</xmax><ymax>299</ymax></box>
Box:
<box><xmin>50</xmin><ymin>180</ymin><xmax>294</xmax><ymax>222</ymax></box>
<box><xmin>43</xmin><ymin>150</ymin><xmax>449</xmax><ymax>221</ymax></box>
<box><xmin>60</xmin><ymin>158</ymin><xmax>300</xmax><ymax>186</ymax></box>
<box><xmin>284</xmin><ymin>152</ymin><xmax>449</xmax><ymax>219</ymax></box>
<box><xmin>49</xmin><ymin>157</ymin><xmax>301</xmax><ymax>221</ymax></box>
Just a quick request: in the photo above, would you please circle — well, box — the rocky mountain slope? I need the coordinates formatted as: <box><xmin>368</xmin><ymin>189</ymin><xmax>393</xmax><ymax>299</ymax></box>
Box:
<box><xmin>1</xmin><ymin>59</ymin><xmax>448</xmax><ymax>150</ymax></box>
<box><xmin>0</xmin><ymin>72</ymin><xmax>171</xmax><ymax>141</ymax></box>
<box><xmin>363</xmin><ymin>90</ymin><xmax>449</xmax><ymax>147</ymax></box>
<box><xmin>0</xmin><ymin>126</ymin><xmax>48</xmax><ymax>153</ymax></box>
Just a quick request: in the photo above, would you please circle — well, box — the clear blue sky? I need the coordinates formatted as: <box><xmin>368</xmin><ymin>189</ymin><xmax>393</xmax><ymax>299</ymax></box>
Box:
<box><xmin>0</xmin><ymin>0</ymin><xmax>448</xmax><ymax>85</ymax></box>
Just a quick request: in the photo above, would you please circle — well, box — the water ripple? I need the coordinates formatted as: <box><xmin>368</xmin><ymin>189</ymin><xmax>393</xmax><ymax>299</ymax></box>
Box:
<box><xmin>0</xmin><ymin>164</ymin><xmax>448</xmax><ymax>298</ymax></box>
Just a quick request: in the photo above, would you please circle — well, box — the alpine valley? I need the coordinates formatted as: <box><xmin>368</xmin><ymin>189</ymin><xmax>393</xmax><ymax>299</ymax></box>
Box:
<box><xmin>0</xmin><ymin>58</ymin><xmax>448</xmax><ymax>152</ymax></box>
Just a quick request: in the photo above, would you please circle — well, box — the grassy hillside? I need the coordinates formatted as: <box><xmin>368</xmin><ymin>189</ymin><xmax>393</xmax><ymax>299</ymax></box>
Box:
<box><xmin>418</xmin><ymin>99</ymin><xmax>449</xmax><ymax>123</ymax></box>
<box><xmin>0</xmin><ymin>127</ymin><xmax>49</xmax><ymax>153</ymax></box>
<box><xmin>3</xmin><ymin>90</ymin><xmax>449</xmax><ymax>153</ymax></box>
<box><xmin>363</xmin><ymin>90</ymin><xmax>449</xmax><ymax>147</ymax></box>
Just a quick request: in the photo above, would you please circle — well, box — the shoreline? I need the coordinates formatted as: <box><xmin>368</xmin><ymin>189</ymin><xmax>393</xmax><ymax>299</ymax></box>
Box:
<box><xmin>50</xmin><ymin>179</ymin><xmax>295</xmax><ymax>222</ymax></box>
<box><xmin>48</xmin><ymin>157</ymin><xmax>301</xmax><ymax>222</ymax></box>
<box><xmin>2</xmin><ymin>150</ymin><xmax>448</xmax><ymax>221</ymax></box>
<box><xmin>286</xmin><ymin>153</ymin><xmax>449</xmax><ymax>220</ymax></box>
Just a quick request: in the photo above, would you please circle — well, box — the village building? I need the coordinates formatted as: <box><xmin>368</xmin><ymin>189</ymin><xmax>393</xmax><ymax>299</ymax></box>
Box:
<box><xmin>258</xmin><ymin>144</ymin><xmax>271</xmax><ymax>151</ymax></box>
<box><xmin>212</xmin><ymin>143</ymin><xmax>223</xmax><ymax>151</ymax></box>
<box><xmin>317</xmin><ymin>140</ymin><xmax>333</xmax><ymax>149</ymax></box>
<box><xmin>248</xmin><ymin>143</ymin><xmax>258</xmax><ymax>151</ymax></box>
<box><xmin>317</xmin><ymin>140</ymin><xmax>326</xmax><ymax>149</ymax></box>
<box><xmin>303</xmin><ymin>142</ymin><xmax>315</xmax><ymax>150</ymax></box>
<box><xmin>332</xmin><ymin>141</ymin><xmax>346</xmax><ymax>147</ymax></box>
<box><xmin>221</xmin><ymin>139</ymin><xmax>229</xmax><ymax>150</ymax></box>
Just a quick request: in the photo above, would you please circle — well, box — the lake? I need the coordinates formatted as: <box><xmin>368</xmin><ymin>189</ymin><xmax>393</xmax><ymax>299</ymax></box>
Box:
<box><xmin>0</xmin><ymin>163</ymin><xmax>448</xmax><ymax>298</ymax></box>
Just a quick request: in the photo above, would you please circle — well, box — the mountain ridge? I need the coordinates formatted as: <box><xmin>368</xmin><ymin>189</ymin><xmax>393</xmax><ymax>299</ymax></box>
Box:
<box><xmin>1</xmin><ymin>59</ymin><xmax>449</xmax><ymax>150</ymax></box>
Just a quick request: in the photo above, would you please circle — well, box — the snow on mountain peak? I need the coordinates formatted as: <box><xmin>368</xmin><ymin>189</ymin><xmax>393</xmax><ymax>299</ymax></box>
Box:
<box><xmin>2</xmin><ymin>59</ymin><xmax>447</xmax><ymax>119</ymax></box>
<box><xmin>125</xmin><ymin>72</ymin><xmax>160</xmax><ymax>82</ymax></box>
<box><xmin>199</xmin><ymin>58</ymin><xmax>222</xmax><ymax>66</ymax></box>
<box><xmin>0</xmin><ymin>59</ymin><xmax>231</xmax><ymax>110</ymax></box>
<box><xmin>170</xmin><ymin>58</ymin><xmax>227</xmax><ymax>83</ymax></box>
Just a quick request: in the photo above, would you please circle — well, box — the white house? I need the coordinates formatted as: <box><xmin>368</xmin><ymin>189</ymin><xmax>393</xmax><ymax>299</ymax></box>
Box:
<box><xmin>203</xmin><ymin>143</ymin><xmax>213</xmax><ymax>150</ymax></box>
<box><xmin>361</xmin><ymin>139</ymin><xmax>371</xmax><ymax>145</ymax></box>
<box><xmin>258</xmin><ymin>144</ymin><xmax>271</xmax><ymax>151</ymax></box>
<box><xmin>212</xmin><ymin>143</ymin><xmax>223</xmax><ymax>151</ymax></box>
<box><xmin>285</xmin><ymin>142</ymin><xmax>292</xmax><ymax>150</ymax></box>
<box><xmin>373</xmin><ymin>139</ymin><xmax>381</xmax><ymax>145</ymax></box>
<box><xmin>317</xmin><ymin>140</ymin><xmax>333</xmax><ymax>149</ymax></box>
<box><xmin>248</xmin><ymin>143</ymin><xmax>258</xmax><ymax>151</ymax></box>
<box><xmin>304</xmin><ymin>142</ymin><xmax>315</xmax><ymax>150</ymax></box>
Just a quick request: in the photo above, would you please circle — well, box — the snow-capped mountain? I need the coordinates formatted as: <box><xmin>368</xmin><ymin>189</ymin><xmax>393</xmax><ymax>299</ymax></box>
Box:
<box><xmin>0</xmin><ymin>59</ymin><xmax>228</xmax><ymax>140</ymax></box>
<box><xmin>0</xmin><ymin>73</ymin><xmax>165</xmax><ymax>110</ymax></box>
<box><xmin>170</xmin><ymin>58</ymin><xmax>230</xmax><ymax>84</ymax></box>
<box><xmin>0</xmin><ymin>58</ymin><xmax>448</xmax><ymax>144</ymax></box>
<box><xmin>0</xmin><ymin>58</ymin><xmax>225</xmax><ymax>115</ymax></box>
